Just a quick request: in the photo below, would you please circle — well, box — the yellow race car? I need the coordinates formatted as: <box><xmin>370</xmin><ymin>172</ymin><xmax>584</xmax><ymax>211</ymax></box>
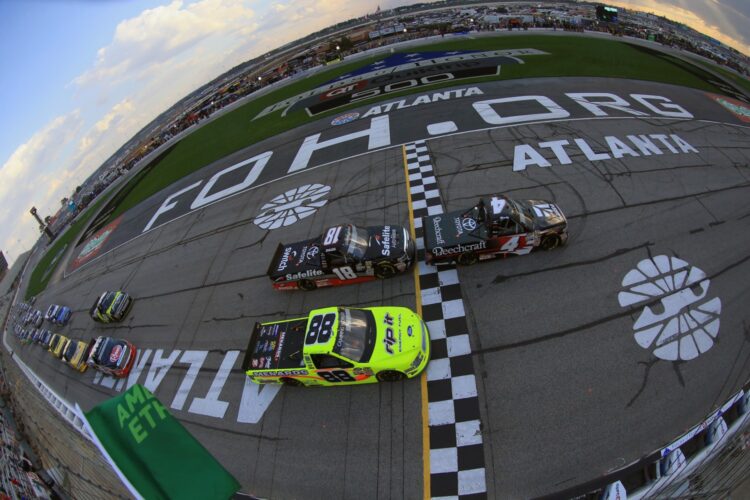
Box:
<box><xmin>50</xmin><ymin>334</ymin><xmax>69</xmax><ymax>358</ymax></box>
<box><xmin>242</xmin><ymin>306</ymin><xmax>430</xmax><ymax>386</ymax></box>
<box><xmin>61</xmin><ymin>339</ymin><xmax>90</xmax><ymax>373</ymax></box>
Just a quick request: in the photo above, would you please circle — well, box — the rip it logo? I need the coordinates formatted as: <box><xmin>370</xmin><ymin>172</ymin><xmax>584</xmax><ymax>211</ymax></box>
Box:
<box><xmin>618</xmin><ymin>255</ymin><xmax>721</xmax><ymax>361</ymax></box>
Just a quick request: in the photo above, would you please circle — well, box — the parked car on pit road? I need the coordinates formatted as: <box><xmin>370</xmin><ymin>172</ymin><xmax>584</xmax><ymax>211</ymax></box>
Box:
<box><xmin>86</xmin><ymin>336</ymin><xmax>137</xmax><ymax>378</ymax></box>
<box><xmin>268</xmin><ymin>223</ymin><xmax>415</xmax><ymax>291</ymax></box>
<box><xmin>61</xmin><ymin>340</ymin><xmax>90</xmax><ymax>373</ymax></box>
<box><xmin>90</xmin><ymin>291</ymin><xmax>133</xmax><ymax>323</ymax></box>
<box><xmin>422</xmin><ymin>195</ymin><xmax>568</xmax><ymax>266</ymax></box>
<box><xmin>242</xmin><ymin>306</ymin><xmax>430</xmax><ymax>387</ymax></box>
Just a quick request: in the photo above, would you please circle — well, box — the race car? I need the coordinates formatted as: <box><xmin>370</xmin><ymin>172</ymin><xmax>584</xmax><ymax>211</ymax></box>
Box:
<box><xmin>422</xmin><ymin>195</ymin><xmax>568</xmax><ymax>265</ymax></box>
<box><xmin>61</xmin><ymin>339</ymin><xmax>90</xmax><ymax>373</ymax></box>
<box><xmin>90</xmin><ymin>291</ymin><xmax>133</xmax><ymax>323</ymax></box>
<box><xmin>242</xmin><ymin>305</ymin><xmax>430</xmax><ymax>386</ymax></box>
<box><xmin>50</xmin><ymin>334</ymin><xmax>69</xmax><ymax>358</ymax></box>
<box><xmin>267</xmin><ymin>223</ymin><xmax>415</xmax><ymax>291</ymax></box>
<box><xmin>45</xmin><ymin>305</ymin><xmax>72</xmax><ymax>326</ymax></box>
<box><xmin>86</xmin><ymin>336</ymin><xmax>137</xmax><ymax>378</ymax></box>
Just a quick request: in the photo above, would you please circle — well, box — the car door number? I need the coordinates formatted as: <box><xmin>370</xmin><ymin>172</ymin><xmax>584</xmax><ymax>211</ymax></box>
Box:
<box><xmin>317</xmin><ymin>370</ymin><xmax>355</xmax><ymax>383</ymax></box>
<box><xmin>332</xmin><ymin>266</ymin><xmax>357</xmax><ymax>280</ymax></box>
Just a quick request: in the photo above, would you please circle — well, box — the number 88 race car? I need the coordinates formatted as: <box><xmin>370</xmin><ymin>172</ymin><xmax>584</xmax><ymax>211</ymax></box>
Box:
<box><xmin>423</xmin><ymin>194</ymin><xmax>568</xmax><ymax>265</ymax></box>
<box><xmin>242</xmin><ymin>306</ymin><xmax>430</xmax><ymax>386</ymax></box>
<box><xmin>267</xmin><ymin>223</ymin><xmax>415</xmax><ymax>290</ymax></box>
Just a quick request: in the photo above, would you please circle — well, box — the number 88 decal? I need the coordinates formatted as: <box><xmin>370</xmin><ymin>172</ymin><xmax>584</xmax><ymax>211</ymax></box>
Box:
<box><xmin>318</xmin><ymin>370</ymin><xmax>355</xmax><ymax>382</ymax></box>
<box><xmin>305</xmin><ymin>313</ymin><xmax>336</xmax><ymax>345</ymax></box>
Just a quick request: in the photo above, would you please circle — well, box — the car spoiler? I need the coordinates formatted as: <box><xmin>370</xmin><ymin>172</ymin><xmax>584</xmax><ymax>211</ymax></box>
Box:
<box><xmin>266</xmin><ymin>243</ymin><xmax>286</xmax><ymax>279</ymax></box>
<box><xmin>241</xmin><ymin>322</ymin><xmax>263</xmax><ymax>372</ymax></box>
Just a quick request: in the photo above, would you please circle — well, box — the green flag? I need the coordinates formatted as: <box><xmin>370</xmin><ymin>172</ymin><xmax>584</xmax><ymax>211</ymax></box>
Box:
<box><xmin>81</xmin><ymin>384</ymin><xmax>240</xmax><ymax>500</ymax></box>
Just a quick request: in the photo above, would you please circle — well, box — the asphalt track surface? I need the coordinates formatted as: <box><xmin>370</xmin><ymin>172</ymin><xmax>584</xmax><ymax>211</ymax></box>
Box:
<box><xmin>8</xmin><ymin>76</ymin><xmax>750</xmax><ymax>498</ymax></box>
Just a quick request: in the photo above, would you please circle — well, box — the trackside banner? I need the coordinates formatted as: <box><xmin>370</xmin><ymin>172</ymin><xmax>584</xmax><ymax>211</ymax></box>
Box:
<box><xmin>81</xmin><ymin>385</ymin><xmax>240</xmax><ymax>499</ymax></box>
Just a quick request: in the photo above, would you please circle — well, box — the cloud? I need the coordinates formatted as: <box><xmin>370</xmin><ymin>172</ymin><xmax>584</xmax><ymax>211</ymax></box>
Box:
<box><xmin>608</xmin><ymin>1</ymin><xmax>750</xmax><ymax>55</ymax></box>
<box><xmin>0</xmin><ymin>110</ymin><xmax>83</xmax><ymax>261</ymax></box>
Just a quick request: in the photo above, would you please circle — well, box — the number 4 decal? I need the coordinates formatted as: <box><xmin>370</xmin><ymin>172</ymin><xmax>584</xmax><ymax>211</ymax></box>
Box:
<box><xmin>500</xmin><ymin>236</ymin><xmax>519</xmax><ymax>252</ymax></box>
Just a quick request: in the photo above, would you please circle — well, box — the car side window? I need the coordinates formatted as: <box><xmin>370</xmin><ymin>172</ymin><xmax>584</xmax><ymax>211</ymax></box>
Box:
<box><xmin>492</xmin><ymin>218</ymin><xmax>520</xmax><ymax>236</ymax></box>
<box><xmin>311</xmin><ymin>354</ymin><xmax>353</xmax><ymax>369</ymax></box>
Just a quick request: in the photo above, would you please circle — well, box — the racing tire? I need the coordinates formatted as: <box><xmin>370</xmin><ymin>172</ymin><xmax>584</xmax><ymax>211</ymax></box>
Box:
<box><xmin>377</xmin><ymin>370</ymin><xmax>406</xmax><ymax>382</ymax></box>
<box><xmin>374</xmin><ymin>262</ymin><xmax>397</xmax><ymax>279</ymax></box>
<box><xmin>280</xmin><ymin>377</ymin><xmax>303</xmax><ymax>387</ymax></box>
<box><xmin>457</xmin><ymin>252</ymin><xmax>478</xmax><ymax>266</ymax></box>
<box><xmin>540</xmin><ymin>234</ymin><xmax>561</xmax><ymax>251</ymax></box>
<box><xmin>299</xmin><ymin>279</ymin><xmax>317</xmax><ymax>291</ymax></box>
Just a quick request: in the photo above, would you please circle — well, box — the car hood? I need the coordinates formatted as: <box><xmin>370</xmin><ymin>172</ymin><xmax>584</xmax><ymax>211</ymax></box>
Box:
<box><xmin>369</xmin><ymin>306</ymin><xmax>424</xmax><ymax>362</ymax></box>
<box><xmin>364</xmin><ymin>225</ymin><xmax>410</xmax><ymax>260</ymax></box>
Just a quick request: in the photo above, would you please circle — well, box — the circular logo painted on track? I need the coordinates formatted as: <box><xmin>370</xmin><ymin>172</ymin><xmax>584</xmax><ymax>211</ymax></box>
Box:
<box><xmin>331</xmin><ymin>112</ymin><xmax>360</xmax><ymax>126</ymax></box>
<box><xmin>254</xmin><ymin>184</ymin><xmax>331</xmax><ymax>230</ymax></box>
<box><xmin>618</xmin><ymin>255</ymin><xmax>721</xmax><ymax>361</ymax></box>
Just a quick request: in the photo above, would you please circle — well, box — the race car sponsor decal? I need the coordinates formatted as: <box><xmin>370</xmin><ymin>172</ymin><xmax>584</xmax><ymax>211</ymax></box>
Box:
<box><xmin>71</xmin><ymin>216</ymin><xmax>123</xmax><ymax>270</ymax></box>
<box><xmin>110</xmin><ymin>344</ymin><xmax>123</xmax><ymax>363</ymax></box>
<box><xmin>253</xmin><ymin>370</ymin><xmax>309</xmax><ymax>377</ymax></box>
<box><xmin>461</xmin><ymin>218</ymin><xmax>477</xmax><ymax>231</ymax></box>
<box><xmin>286</xmin><ymin>269</ymin><xmax>324</xmax><ymax>281</ymax></box>
<box><xmin>431</xmin><ymin>240</ymin><xmax>488</xmax><ymax>257</ymax></box>
<box><xmin>253</xmin><ymin>183</ymin><xmax>331</xmax><ymax>230</ymax></box>
<box><xmin>432</xmin><ymin>216</ymin><xmax>446</xmax><ymax>245</ymax></box>
<box><xmin>373</xmin><ymin>225</ymin><xmax>396</xmax><ymax>256</ymax></box>
<box><xmin>707</xmin><ymin>93</ymin><xmax>750</xmax><ymax>123</ymax></box>
<box><xmin>618</xmin><ymin>255</ymin><xmax>721</xmax><ymax>361</ymax></box>
<box><xmin>331</xmin><ymin>112</ymin><xmax>360</xmax><ymax>125</ymax></box>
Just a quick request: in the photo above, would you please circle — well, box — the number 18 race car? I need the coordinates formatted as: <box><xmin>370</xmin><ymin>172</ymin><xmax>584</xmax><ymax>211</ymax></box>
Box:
<box><xmin>242</xmin><ymin>306</ymin><xmax>430</xmax><ymax>386</ymax></box>
<box><xmin>423</xmin><ymin>194</ymin><xmax>568</xmax><ymax>265</ymax></box>
<box><xmin>267</xmin><ymin>223</ymin><xmax>415</xmax><ymax>290</ymax></box>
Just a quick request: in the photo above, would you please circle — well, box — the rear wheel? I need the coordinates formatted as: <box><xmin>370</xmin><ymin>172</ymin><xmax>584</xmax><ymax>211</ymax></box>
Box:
<box><xmin>540</xmin><ymin>234</ymin><xmax>561</xmax><ymax>251</ymax></box>
<box><xmin>377</xmin><ymin>370</ymin><xmax>405</xmax><ymax>382</ymax></box>
<box><xmin>374</xmin><ymin>262</ymin><xmax>397</xmax><ymax>279</ymax></box>
<box><xmin>280</xmin><ymin>377</ymin><xmax>303</xmax><ymax>387</ymax></box>
<box><xmin>299</xmin><ymin>279</ymin><xmax>317</xmax><ymax>291</ymax></box>
<box><xmin>457</xmin><ymin>252</ymin><xmax>478</xmax><ymax>266</ymax></box>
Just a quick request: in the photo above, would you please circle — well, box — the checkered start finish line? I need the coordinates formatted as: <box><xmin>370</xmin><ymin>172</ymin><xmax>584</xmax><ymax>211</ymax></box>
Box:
<box><xmin>405</xmin><ymin>140</ymin><xmax>488</xmax><ymax>499</ymax></box>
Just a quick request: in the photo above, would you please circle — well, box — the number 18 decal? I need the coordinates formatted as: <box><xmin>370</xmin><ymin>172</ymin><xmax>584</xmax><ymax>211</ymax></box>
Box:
<box><xmin>324</xmin><ymin>226</ymin><xmax>343</xmax><ymax>245</ymax></box>
<box><xmin>332</xmin><ymin>266</ymin><xmax>357</xmax><ymax>280</ymax></box>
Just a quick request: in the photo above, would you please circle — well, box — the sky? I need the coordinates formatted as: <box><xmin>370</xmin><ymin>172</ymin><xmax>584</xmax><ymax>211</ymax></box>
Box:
<box><xmin>0</xmin><ymin>0</ymin><xmax>748</xmax><ymax>268</ymax></box>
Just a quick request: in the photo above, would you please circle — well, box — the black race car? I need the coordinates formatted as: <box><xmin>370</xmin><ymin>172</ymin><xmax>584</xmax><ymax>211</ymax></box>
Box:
<box><xmin>423</xmin><ymin>195</ymin><xmax>568</xmax><ymax>265</ymax></box>
<box><xmin>268</xmin><ymin>223</ymin><xmax>415</xmax><ymax>290</ymax></box>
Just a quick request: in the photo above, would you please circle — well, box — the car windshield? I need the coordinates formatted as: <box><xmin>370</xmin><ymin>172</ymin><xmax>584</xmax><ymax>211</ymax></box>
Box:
<box><xmin>334</xmin><ymin>308</ymin><xmax>374</xmax><ymax>363</ymax></box>
<box><xmin>340</xmin><ymin>225</ymin><xmax>369</xmax><ymax>261</ymax></box>
<box><xmin>100</xmin><ymin>292</ymin><xmax>116</xmax><ymax>311</ymax></box>
<box><xmin>509</xmin><ymin>199</ymin><xmax>534</xmax><ymax>229</ymax></box>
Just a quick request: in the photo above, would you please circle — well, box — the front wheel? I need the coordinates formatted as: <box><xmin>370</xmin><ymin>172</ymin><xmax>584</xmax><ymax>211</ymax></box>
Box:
<box><xmin>377</xmin><ymin>370</ymin><xmax>405</xmax><ymax>382</ymax></box>
<box><xmin>298</xmin><ymin>279</ymin><xmax>317</xmax><ymax>291</ymax></box>
<box><xmin>457</xmin><ymin>252</ymin><xmax>478</xmax><ymax>266</ymax></box>
<box><xmin>540</xmin><ymin>234</ymin><xmax>561</xmax><ymax>251</ymax></box>
<box><xmin>374</xmin><ymin>262</ymin><xmax>397</xmax><ymax>279</ymax></box>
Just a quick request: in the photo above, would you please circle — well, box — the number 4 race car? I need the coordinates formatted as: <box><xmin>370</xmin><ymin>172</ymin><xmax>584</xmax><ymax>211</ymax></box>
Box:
<box><xmin>267</xmin><ymin>223</ymin><xmax>415</xmax><ymax>291</ymax></box>
<box><xmin>241</xmin><ymin>306</ymin><xmax>430</xmax><ymax>386</ymax></box>
<box><xmin>423</xmin><ymin>194</ymin><xmax>568</xmax><ymax>265</ymax></box>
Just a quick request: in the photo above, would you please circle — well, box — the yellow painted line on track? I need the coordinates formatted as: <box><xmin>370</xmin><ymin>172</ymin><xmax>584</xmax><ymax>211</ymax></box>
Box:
<box><xmin>402</xmin><ymin>144</ymin><xmax>430</xmax><ymax>500</ymax></box>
